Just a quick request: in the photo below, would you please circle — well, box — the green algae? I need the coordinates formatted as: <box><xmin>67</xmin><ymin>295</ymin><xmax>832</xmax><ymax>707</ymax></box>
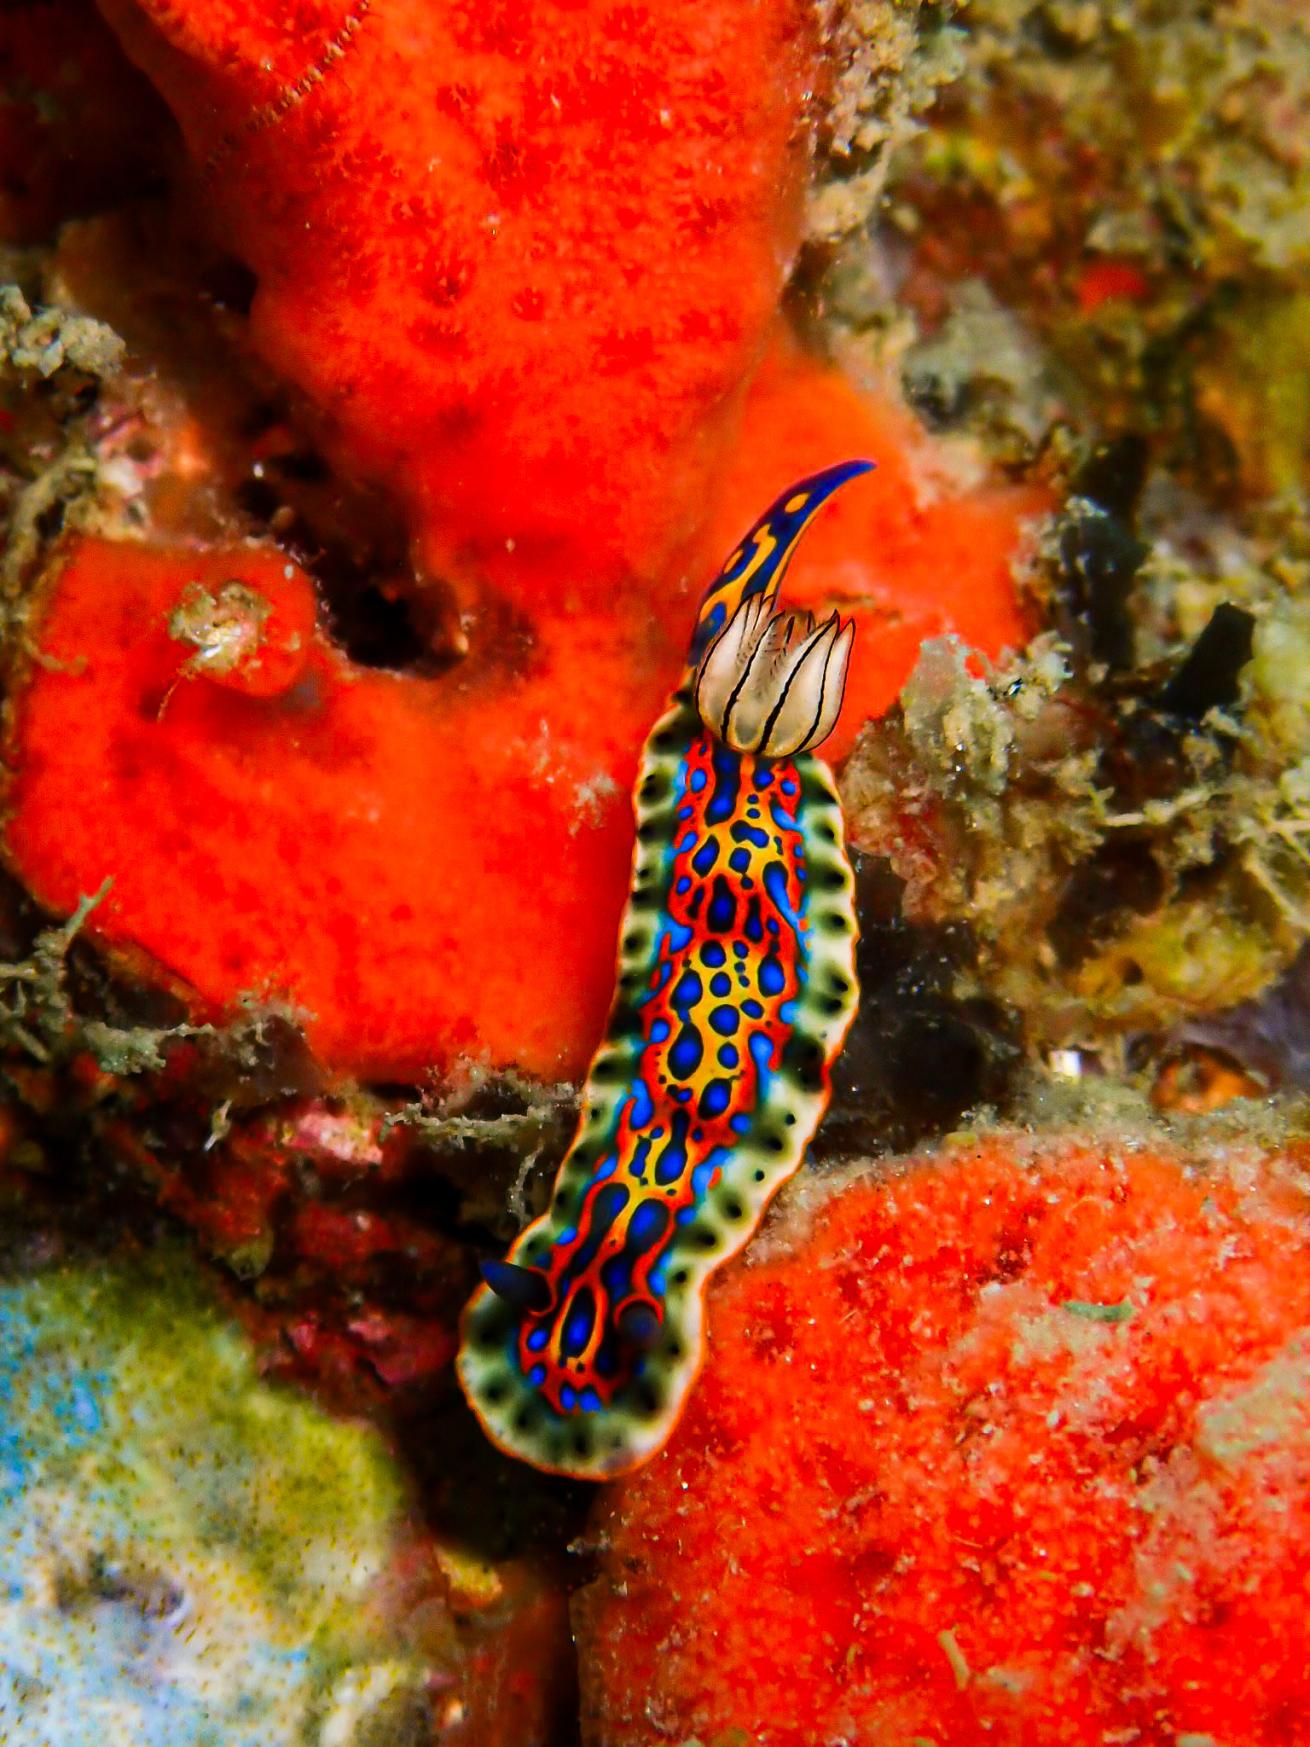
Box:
<box><xmin>387</xmin><ymin>1067</ymin><xmax>577</xmax><ymax>1236</ymax></box>
<box><xmin>0</xmin><ymin>881</ymin><xmax>314</xmax><ymax>1096</ymax></box>
<box><xmin>1062</xmin><ymin>1296</ymin><xmax>1137</xmax><ymax>1324</ymax></box>
<box><xmin>0</xmin><ymin>285</ymin><xmax>124</xmax><ymax>381</ymax></box>
<box><xmin>0</xmin><ymin>1250</ymin><xmax>430</xmax><ymax>1746</ymax></box>
<box><xmin>936</xmin><ymin>1626</ymin><xmax>971</xmax><ymax>1691</ymax></box>
<box><xmin>0</xmin><ymin>881</ymin><xmax>190</xmax><ymax>1075</ymax></box>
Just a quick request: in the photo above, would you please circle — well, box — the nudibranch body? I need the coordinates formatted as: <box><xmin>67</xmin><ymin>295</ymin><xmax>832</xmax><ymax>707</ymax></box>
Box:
<box><xmin>457</xmin><ymin>461</ymin><xmax>869</xmax><ymax>1478</ymax></box>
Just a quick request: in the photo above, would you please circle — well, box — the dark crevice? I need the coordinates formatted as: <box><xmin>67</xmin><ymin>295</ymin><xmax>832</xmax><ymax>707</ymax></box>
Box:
<box><xmin>226</xmin><ymin>413</ymin><xmax>463</xmax><ymax>674</ymax></box>
<box><xmin>319</xmin><ymin>578</ymin><xmax>445</xmax><ymax>672</ymax></box>
<box><xmin>1049</xmin><ymin>840</ymin><xmax>1166</xmax><ymax>970</ymax></box>
<box><xmin>197</xmin><ymin>255</ymin><xmax>258</xmax><ymax>317</ymax></box>
<box><xmin>816</xmin><ymin>854</ymin><xmax>1022</xmax><ymax>1160</ymax></box>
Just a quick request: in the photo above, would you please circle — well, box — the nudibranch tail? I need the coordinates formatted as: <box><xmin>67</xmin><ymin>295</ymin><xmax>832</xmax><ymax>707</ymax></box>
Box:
<box><xmin>457</xmin><ymin>460</ymin><xmax>870</xmax><ymax>1479</ymax></box>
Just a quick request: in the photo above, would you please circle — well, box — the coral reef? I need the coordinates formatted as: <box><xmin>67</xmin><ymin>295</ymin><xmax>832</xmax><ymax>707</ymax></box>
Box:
<box><xmin>0</xmin><ymin>0</ymin><xmax>1307</xmax><ymax>1740</ymax></box>
<box><xmin>577</xmin><ymin>1131</ymin><xmax>1310</xmax><ymax>1745</ymax></box>
<box><xmin>0</xmin><ymin>0</ymin><xmax>1048</xmax><ymax>1086</ymax></box>
<box><xmin>805</xmin><ymin>0</ymin><xmax>960</xmax><ymax>247</ymax></box>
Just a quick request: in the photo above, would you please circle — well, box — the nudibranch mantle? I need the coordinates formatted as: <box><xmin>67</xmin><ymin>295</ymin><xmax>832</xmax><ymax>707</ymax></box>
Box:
<box><xmin>457</xmin><ymin>461</ymin><xmax>869</xmax><ymax>1478</ymax></box>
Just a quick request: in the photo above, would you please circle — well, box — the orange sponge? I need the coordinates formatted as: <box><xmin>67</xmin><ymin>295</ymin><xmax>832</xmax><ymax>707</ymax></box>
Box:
<box><xmin>578</xmin><ymin>1134</ymin><xmax>1310</xmax><ymax>1745</ymax></box>
<box><xmin>97</xmin><ymin>0</ymin><xmax>826</xmax><ymax>604</ymax></box>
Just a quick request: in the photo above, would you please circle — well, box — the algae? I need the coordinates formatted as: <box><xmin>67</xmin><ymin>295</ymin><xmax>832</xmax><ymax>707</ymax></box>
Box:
<box><xmin>0</xmin><ymin>882</ymin><xmax>185</xmax><ymax>1075</ymax></box>
<box><xmin>817</xmin><ymin>0</ymin><xmax>1310</xmax><ymax>497</ymax></box>
<box><xmin>935</xmin><ymin>1626</ymin><xmax>971</xmax><ymax>1691</ymax></box>
<box><xmin>809</xmin><ymin>0</ymin><xmax>963</xmax><ymax>246</ymax></box>
<box><xmin>0</xmin><ymin>882</ymin><xmax>316</xmax><ymax>1093</ymax></box>
<box><xmin>842</xmin><ymin>532</ymin><xmax>1310</xmax><ymax>1068</ymax></box>
<box><xmin>0</xmin><ymin>285</ymin><xmax>124</xmax><ymax>382</ymax></box>
<box><xmin>0</xmin><ymin>282</ymin><xmax>127</xmax><ymax>616</ymax></box>
<box><xmin>1062</xmin><ymin>1296</ymin><xmax>1137</xmax><ymax>1324</ymax></box>
<box><xmin>388</xmin><ymin>1067</ymin><xmax>577</xmax><ymax>1234</ymax></box>
<box><xmin>0</xmin><ymin>1250</ymin><xmax>432</xmax><ymax>1746</ymax></box>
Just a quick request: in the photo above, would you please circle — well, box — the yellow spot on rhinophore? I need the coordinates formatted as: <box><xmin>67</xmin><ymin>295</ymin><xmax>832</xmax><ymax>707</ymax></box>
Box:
<box><xmin>784</xmin><ymin>493</ymin><xmax>810</xmax><ymax>513</ymax></box>
<box><xmin>735</xmin><ymin>531</ymin><xmax>776</xmax><ymax>588</ymax></box>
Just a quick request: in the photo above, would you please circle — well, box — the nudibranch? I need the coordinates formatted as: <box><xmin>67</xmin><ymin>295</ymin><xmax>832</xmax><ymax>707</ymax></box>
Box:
<box><xmin>457</xmin><ymin>461</ymin><xmax>869</xmax><ymax>1478</ymax></box>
